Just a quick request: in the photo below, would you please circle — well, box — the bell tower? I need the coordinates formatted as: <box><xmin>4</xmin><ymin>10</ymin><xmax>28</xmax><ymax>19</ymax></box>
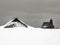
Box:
<box><xmin>50</xmin><ymin>18</ymin><xmax>53</xmax><ymax>24</ymax></box>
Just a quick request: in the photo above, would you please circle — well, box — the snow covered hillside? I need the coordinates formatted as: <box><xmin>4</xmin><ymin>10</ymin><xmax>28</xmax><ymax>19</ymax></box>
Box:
<box><xmin>0</xmin><ymin>27</ymin><xmax>60</xmax><ymax>45</ymax></box>
<box><xmin>0</xmin><ymin>18</ymin><xmax>60</xmax><ymax>45</ymax></box>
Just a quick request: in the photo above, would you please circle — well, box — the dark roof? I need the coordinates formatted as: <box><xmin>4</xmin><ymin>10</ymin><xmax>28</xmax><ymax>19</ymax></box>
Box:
<box><xmin>13</xmin><ymin>18</ymin><xmax>28</xmax><ymax>28</ymax></box>
<box><xmin>12</xmin><ymin>18</ymin><xmax>21</xmax><ymax>22</ymax></box>
<box><xmin>41</xmin><ymin>22</ymin><xmax>54</xmax><ymax>28</ymax></box>
<box><xmin>4</xmin><ymin>18</ymin><xmax>28</xmax><ymax>28</ymax></box>
<box><xmin>42</xmin><ymin>22</ymin><xmax>52</xmax><ymax>26</ymax></box>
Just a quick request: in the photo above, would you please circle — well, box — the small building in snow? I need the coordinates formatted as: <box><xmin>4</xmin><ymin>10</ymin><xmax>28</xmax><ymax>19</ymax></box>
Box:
<box><xmin>41</xmin><ymin>18</ymin><xmax>55</xmax><ymax>29</ymax></box>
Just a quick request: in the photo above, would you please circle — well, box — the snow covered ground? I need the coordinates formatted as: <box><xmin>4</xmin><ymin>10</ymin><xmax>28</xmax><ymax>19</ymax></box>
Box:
<box><xmin>0</xmin><ymin>26</ymin><xmax>60</xmax><ymax>45</ymax></box>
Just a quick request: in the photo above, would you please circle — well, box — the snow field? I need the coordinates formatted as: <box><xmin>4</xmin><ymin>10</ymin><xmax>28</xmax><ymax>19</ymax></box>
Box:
<box><xmin>0</xmin><ymin>27</ymin><xmax>60</xmax><ymax>45</ymax></box>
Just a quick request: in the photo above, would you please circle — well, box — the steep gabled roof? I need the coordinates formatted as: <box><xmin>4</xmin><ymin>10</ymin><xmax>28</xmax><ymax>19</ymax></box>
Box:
<box><xmin>12</xmin><ymin>18</ymin><xmax>28</xmax><ymax>27</ymax></box>
<box><xmin>42</xmin><ymin>22</ymin><xmax>52</xmax><ymax>26</ymax></box>
<box><xmin>3</xmin><ymin>18</ymin><xmax>28</xmax><ymax>28</ymax></box>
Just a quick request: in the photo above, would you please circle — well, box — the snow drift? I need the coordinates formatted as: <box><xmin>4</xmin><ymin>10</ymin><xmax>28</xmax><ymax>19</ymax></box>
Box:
<box><xmin>0</xmin><ymin>27</ymin><xmax>60</xmax><ymax>45</ymax></box>
<box><xmin>0</xmin><ymin>18</ymin><xmax>60</xmax><ymax>45</ymax></box>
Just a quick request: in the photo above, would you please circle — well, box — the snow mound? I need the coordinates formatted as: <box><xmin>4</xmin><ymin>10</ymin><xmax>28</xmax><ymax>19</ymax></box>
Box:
<box><xmin>0</xmin><ymin>26</ymin><xmax>60</xmax><ymax>45</ymax></box>
<box><xmin>0</xmin><ymin>18</ymin><xmax>60</xmax><ymax>45</ymax></box>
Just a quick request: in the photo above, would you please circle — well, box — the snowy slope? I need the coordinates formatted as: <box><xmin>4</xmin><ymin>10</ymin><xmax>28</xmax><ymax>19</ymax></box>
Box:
<box><xmin>0</xmin><ymin>26</ymin><xmax>60</xmax><ymax>45</ymax></box>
